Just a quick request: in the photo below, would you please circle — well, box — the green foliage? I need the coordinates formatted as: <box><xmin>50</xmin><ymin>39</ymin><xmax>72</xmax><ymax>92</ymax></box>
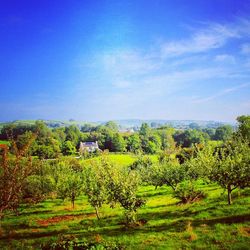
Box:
<box><xmin>106</xmin><ymin>166</ymin><xmax>146</xmax><ymax>224</ymax></box>
<box><xmin>160</xmin><ymin>160</ymin><xmax>186</xmax><ymax>191</ymax></box>
<box><xmin>210</xmin><ymin>139</ymin><xmax>250</xmax><ymax>204</ymax></box>
<box><xmin>174</xmin><ymin>129</ymin><xmax>207</xmax><ymax>147</ymax></box>
<box><xmin>236</xmin><ymin>115</ymin><xmax>250</xmax><ymax>141</ymax></box>
<box><xmin>189</xmin><ymin>122</ymin><xmax>200</xmax><ymax>129</ymax></box>
<box><xmin>84</xmin><ymin>156</ymin><xmax>146</xmax><ymax>224</ymax></box>
<box><xmin>22</xmin><ymin>161</ymin><xmax>55</xmax><ymax>203</ymax></box>
<box><xmin>202</xmin><ymin>128</ymin><xmax>216</xmax><ymax>139</ymax></box>
<box><xmin>157</xmin><ymin>127</ymin><xmax>176</xmax><ymax>150</ymax></box>
<box><xmin>176</xmin><ymin>144</ymin><xmax>204</xmax><ymax>164</ymax></box>
<box><xmin>174</xmin><ymin>180</ymin><xmax>206</xmax><ymax>203</ymax></box>
<box><xmin>127</xmin><ymin>133</ymin><xmax>142</xmax><ymax>153</ymax></box>
<box><xmin>52</xmin><ymin>127</ymin><xmax>66</xmax><ymax>145</ymax></box>
<box><xmin>105</xmin><ymin>121</ymin><xmax>119</xmax><ymax>132</ymax></box>
<box><xmin>130</xmin><ymin>155</ymin><xmax>153</xmax><ymax>170</ymax></box>
<box><xmin>31</xmin><ymin>121</ymin><xmax>61</xmax><ymax>159</ymax></box>
<box><xmin>140</xmin><ymin>164</ymin><xmax>165</xmax><ymax>188</ymax></box>
<box><xmin>139</xmin><ymin>157</ymin><xmax>185</xmax><ymax>192</ymax></box>
<box><xmin>158</xmin><ymin>149</ymin><xmax>176</xmax><ymax>163</ymax></box>
<box><xmin>80</xmin><ymin>123</ymin><xmax>96</xmax><ymax>132</ymax></box>
<box><xmin>62</xmin><ymin>140</ymin><xmax>76</xmax><ymax>155</ymax></box>
<box><xmin>183</xmin><ymin>145</ymin><xmax>217</xmax><ymax>181</ymax></box>
<box><xmin>214</xmin><ymin>125</ymin><xmax>233</xmax><ymax>141</ymax></box>
<box><xmin>111</xmin><ymin>133</ymin><xmax>127</xmax><ymax>152</ymax></box>
<box><xmin>83</xmin><ymin>160</ymin><xmax>109</xmax><ymax>219</ymax></box>
<box><xmin>139</xmin><ymin>123</ymin><xmax>150</xmax><ymax>136</ymax></box>
<box><xmin>41</xmin><ymin>235</ymin><xmax>124</xmax><ymax>250</ymax></box>
<box><xmin>0</xmin><ymin>132</ymin><xmax>37</xmax><ymax>216</ymax></box>
<box><xmin>0</xmin><ymin>123</ymin><xmax>36</xmax><ymax>140</ymax></box>
<box><xmin>55</xmin><ymin>159</ymin><xmax>83</xmax><ymax>208</ymax></box>
<box><xmin>64</xmin><ymin>125</ymin><xmax>82</xmax><ymax>147</ymax></box>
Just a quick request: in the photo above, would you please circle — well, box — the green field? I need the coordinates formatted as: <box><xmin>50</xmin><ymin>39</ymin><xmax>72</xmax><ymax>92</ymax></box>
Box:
<box><xmin>82</xmin><ymin>153</ymin><xmax>158</xmax><ymax>167</ymax></box>
<box><xmin>0</xmin><ymin>182</ymin><xmax>249</xmax><ymax>249</ymax></box>
<box><xmin>0</xmin><ymin>140</ymin><xmax>10</xmax><ymax>145</ymax></box>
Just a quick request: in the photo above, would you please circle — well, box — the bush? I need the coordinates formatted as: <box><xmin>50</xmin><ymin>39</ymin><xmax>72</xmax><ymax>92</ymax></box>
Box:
<box><xmin>41</xmin><ymin>234</ymin><xmax>124</xmax><ymax>250</ymax></box>
<box><xmin>130</xmin><ymin>156</ymin><xmax>153</xmax><ymax>170</ymax></box>
<box><xmin>174</xmin><ymin>181</ymin><xmax>206</xmax><ymax>204</ymax></box>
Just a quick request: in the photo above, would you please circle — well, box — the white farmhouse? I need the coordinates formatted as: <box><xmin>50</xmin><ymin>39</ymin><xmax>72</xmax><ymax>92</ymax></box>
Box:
<box><xmin>79</xmin><ymin>141</ymin><xmax>100</xmax><ymax>153</ymax></box>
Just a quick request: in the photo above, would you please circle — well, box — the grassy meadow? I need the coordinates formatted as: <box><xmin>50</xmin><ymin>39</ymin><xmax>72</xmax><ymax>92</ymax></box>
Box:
<box><xmin>0</xmin><ymin>180</ymin><xmax>249</xmax><ymax>249</ymax></box>
<box><xmin>82</xmin><ymin>153</ymin><xmax>158</xmax><ymax>168</ymax></box>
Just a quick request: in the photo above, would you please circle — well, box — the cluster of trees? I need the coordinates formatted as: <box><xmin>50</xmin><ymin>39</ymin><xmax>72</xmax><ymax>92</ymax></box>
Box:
<box><xmin>83</xmin><ymin>157</ymin><xmax>145</xmax><ymax>223</ymax></box>
<box><xmin>1</xmin><ymin>134</ymin><xmax>249</xmax><ymax>223</ymax></box>
<box><xmin>0</xmin><ymin>119</ymin><xmax>236</xmax><ymax>159</ymax></box>
<box><xmin>0</xmin><ymin>146</ymin><xmax>145</xmax><ymax>224</ymax></box>
<box><xmin>134</xmin><ymin>137</ymin><xmax>250</xmax><ymax>205</ymax></box>
<box><xmin>0</xmin><ymin>115</ymin><xmax>249</xmax><ymax>222</ymax></box>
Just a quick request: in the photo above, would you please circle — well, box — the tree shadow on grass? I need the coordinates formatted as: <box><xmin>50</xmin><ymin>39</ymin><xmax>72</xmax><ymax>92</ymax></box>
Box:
<box><xmin>0</xmin><ymin>228</ymin><xmax>69</xmax><ymax>241</ymax></box>
<box><xmin>2</xmin><ymin>213</ymin><xmax>249</xmax><ymax>242</ymax></box>
<box><xmin>139</xmin><ymin>208</ymin><xmax>194</xmax><ymax>222</ymax></box>
<box><xmin>19</xmin><ymin>204</ymin><xmax>46</xmax><ymax>209</ymax></box>
<box><xmin>82</xmin><ymin>213</ymin><xmax>250</xmax><ymax>238</ymax></box>
<box><xmin>139</xmin><ymin>202</ymin><xmax>250</xmax><ymax>222</ymax></box>
<box><xmin>138</xmin><ymin>190</ymin><xmax>168</xmax><ymax>198</ymax></box>
<box><xmin>18</xmin><ymin>210</ymin><xmax>53</xmax><ymax>216</ymax></box>
<box><xmin>78</xmin><ymin>219</ymin><xmax>187</xmax><ymax>238</ymax></box>
<box><xmin>192</xmin><ymin>213</ymin><xmax>250</xmax><ymax>227</ymax></box>
<box><xmin>143</xmin><ymin>203</ymin><xmax>177</xmax><ymax>210</ymax></box>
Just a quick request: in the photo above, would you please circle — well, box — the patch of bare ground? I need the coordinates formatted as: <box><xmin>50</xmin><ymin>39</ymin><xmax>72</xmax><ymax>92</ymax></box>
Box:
<box><xmin>239</xmin><ymin>227</ymin><xmax>250</xmax><ymax>237</ymax></box>
<box><xmin>37</xmin><ymin>213</ymin><xmax>96</xmax><ymax>226</ymax></box>
<box><xmin>186</xmin><ymin>221</ymin><xmax>198</xmax><ymax>241</ymax></box>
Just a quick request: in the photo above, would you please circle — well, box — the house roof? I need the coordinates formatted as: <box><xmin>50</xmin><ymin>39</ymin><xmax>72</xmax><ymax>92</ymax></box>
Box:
<box><xmin>81</xmin><ymin>142</ymin><xmax>97</xmax><ymax>146</ymax></box>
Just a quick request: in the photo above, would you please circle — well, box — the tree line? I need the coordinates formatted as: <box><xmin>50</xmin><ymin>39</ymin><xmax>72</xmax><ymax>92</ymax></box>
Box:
<box><xmin>0</xmin><ymin>118</ymin><xmax>238</xmax><ymax>159</ymax></box>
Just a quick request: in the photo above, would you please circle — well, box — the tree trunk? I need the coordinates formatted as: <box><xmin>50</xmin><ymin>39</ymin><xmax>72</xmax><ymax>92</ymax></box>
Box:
<box><xmin>71</xmin><ymin>193</ymin><xmax>75</xmax><ymax>209</ymax></box>
<box><xmin>95</xmin><ymin>206</ymin><xmax>100</xmax><ymax>220</ymax></box>
<box><xmin>227</xmin><ymin>185</ymin><xmax>232</xmax><ymax>205</ymax></box>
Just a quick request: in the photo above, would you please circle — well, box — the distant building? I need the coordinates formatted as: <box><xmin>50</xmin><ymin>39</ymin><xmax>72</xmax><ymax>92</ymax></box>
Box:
<box><xmin>79</xmin><ymin>141</ymin><xmax>100</xmax><ymax>153</ymax></box>
<box><xmin>119</xmin><ymin>128</ymin><xmax>135</xmax><ymax>133</ymax></box>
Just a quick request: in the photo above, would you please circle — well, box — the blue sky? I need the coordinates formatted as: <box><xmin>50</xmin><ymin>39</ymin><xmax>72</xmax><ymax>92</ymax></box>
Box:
<box><xmin>1</xmin><ymin>0</ymin><xmax>250</xmax><ymax>122</ymax></box>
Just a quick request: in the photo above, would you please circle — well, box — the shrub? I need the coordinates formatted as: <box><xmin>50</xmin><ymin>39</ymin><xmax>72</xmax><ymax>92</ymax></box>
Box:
<box><xmin>41</xmin><ymin>234</ymin><xmax>124</xmax><ymax>250</ymax></box>
<box><xmin>174</xmin><ymin>181</ymin><xmax>206</xmax><ymax>204</ymax></box>
<box><xmin>130</xmin><ymin>155</ymin><xmax>153</xmax><ymax>170</ymax></box>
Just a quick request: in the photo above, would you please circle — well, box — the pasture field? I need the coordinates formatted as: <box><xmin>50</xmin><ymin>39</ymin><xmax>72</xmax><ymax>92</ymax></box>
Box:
<box><xmin>0</xmin><ymin>182</ymin><xmax>249</xmax><ymax>249</ymax></box>
<box><xmin>82</xmin><ymin>153</ymin><xmax>158</xmax><ymax>167</ymax></box>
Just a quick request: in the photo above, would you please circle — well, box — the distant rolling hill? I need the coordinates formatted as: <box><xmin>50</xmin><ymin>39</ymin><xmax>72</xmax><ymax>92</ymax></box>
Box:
<box><xmin>0</xmin><ymin>119</ymin><xmax>235</xmax><ymax>130</ymax></box>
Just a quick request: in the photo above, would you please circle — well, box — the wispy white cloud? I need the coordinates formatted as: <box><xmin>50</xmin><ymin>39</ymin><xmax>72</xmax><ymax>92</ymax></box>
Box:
<box><xmin>96</xmin><ymin>19</ymin><xmax>250</xmax><ymax>88</ymax></box>
<box><xmin>161</xmin><ymin>25</ymin><xmax>238</xmax><ymax>57</ymax></box>
<box><xmin>161</xmin><ymin>19</ymin><xmax>250</xmax><ymax>57</ymax></box>
<box><xmin>69</xmin><ymin>18</ymin><xmax>250</xmax><ymax>121</ymax></box>
<box><xmin>102</xmin><ymin>50</ymin><xmax>159</xmax><ymax>76</ymax></box>
<box><xmin>192</xmin><ymin>83</ymin><xmax>250</xmax><ymax>104</ymax></box>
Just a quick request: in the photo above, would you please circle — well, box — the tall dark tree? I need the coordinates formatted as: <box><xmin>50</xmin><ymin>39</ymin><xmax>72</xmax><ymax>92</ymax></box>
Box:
<box><xmin>214</xmin><ymin>125</ymin><xmax>233</xmax><ymax>141</ymax></box>
<box><xmin>174</xmin><ymin>129</ymin><xmax>206</xmax><ymax>147</ymax></box>
<box><xmin>65</xmin><ymin>125</ymin><xmax>82</xmax><ymax>147</ymax></box>
<box><xmin>236</xmin><ymin>115</ymin><xmax>250</xmax><ymax>141</ymax></box>
<box><xmin>127</xmin><ymin>134</ymin><xmax>142</xmax><ymax>153</ymax></box>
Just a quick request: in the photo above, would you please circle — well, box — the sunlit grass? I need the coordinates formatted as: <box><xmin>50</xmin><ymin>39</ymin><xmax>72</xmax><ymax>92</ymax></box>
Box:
<box><xmin>0</xmin><ymin>184</ymin><xmax>249</xmax><ymax>249</ymax></box>
<box><xmin>82</xmin><ymin>153</ymin><xmax>159</xmax><ymax>168</ymax></box>
<box><xmin>0</xmin><ymin>140</ymin><xmax>10</xmax><ymax>145</ymax></box>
